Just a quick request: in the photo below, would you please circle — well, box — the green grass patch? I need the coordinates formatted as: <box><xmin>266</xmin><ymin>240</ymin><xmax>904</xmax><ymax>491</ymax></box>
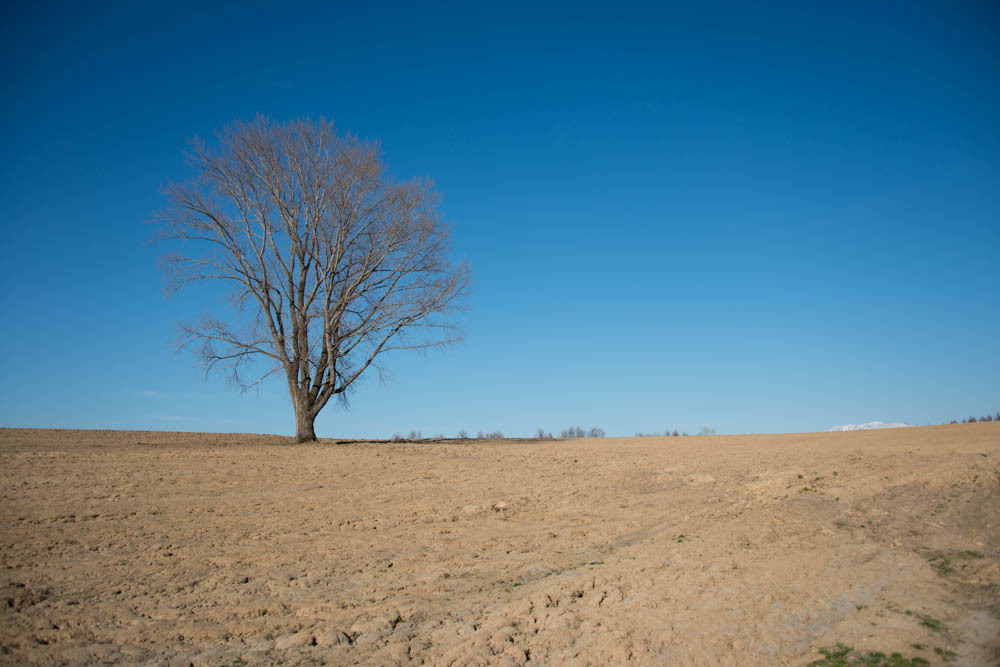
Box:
<box><xmin>808</xmin><ymin>643</ymin><xmax>930</xmax><ymax>666</ymax></box>
<box><xmin>928</xmin><ymin>549</ymin><xmax>986</xmax><ymax>576</ymax></box>
<box><xmin>904</xmin><ymin>610</ymin><xmax>942</xmax><ymax>632</ymax></box>
<box><xmin>934</xmin><ymin>647</ymin><xmax>958</xmax><ymax>663</ymax></box>
<box><xmin>930</xmin><ymin>556</ymin><xmax>955</xmax><ymax>575</ymax></box>
<box><xmin>809</xmin><ymin>642</ymin><xmax>851</xmax><ymax>666</ymax></box>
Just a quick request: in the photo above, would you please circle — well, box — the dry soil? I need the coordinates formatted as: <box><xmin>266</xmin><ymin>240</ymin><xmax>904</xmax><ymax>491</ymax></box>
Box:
<box><xmin>1</xmin><ymin>424</ymin><xmax>998</xmax><ymax>665</ymax></box>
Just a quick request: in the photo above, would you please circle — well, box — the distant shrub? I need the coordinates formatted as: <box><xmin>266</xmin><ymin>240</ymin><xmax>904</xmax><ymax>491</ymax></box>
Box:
<box><xmin>457</xmin><ymin>429</ymin><xmax>468</xmax><ymax>439</ymax></box>
<box><xmin>672</xmin><ymin>429</ymin><xmax>680</xmax><ymax>437</ymax></box>
<box><xmin>485</xmin><ymin>431</ymin><xmax>504</xmax><ymax>439</ymax></box>
<box><xmin>535</xmin><ymin>428</ymin><xmax>554</xmax><ymax>440</ymax></box>
<box><xmin>699</xmin><ymin>426</ymin><xmax>717</xmax><ymax>436</ymax></box>
<box><xmin>588</xmin><ymin>427</ymin><xmax>606</xmax><ymax>438</ymax></box>
<box><xmin>408</xmin><ymin>429</ymin><xmax>422</xmax><ymax>440</ymax></box>
<box><xmin>391</xmin><ymin>433</ymin><xmax>404</xmax><ymax>442</ymax></box>
<box><xmin>968</xmin><ymin>416</ymin><xmax>977</xmax><ymax>423</ymax></box>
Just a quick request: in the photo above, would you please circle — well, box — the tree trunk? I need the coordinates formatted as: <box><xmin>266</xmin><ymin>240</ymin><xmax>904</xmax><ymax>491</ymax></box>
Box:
<box><xmin>295</xmin><ymin>407</ymin><xmax>318</xmax><ymax>443</ymax></box>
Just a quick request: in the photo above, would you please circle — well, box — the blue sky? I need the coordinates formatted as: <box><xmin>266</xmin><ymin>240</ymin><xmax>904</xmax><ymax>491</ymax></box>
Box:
<box><xmin>2</xmin><ymin>1</ymin><xmax>998</xmax><ymax>437</ymax></box>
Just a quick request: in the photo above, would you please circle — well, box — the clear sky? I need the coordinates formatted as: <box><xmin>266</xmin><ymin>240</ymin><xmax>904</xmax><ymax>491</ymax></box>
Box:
<box><xmin>2</xmin><ymin>1</ymin><xmax>998</xmax><ymax>438</ymax></box>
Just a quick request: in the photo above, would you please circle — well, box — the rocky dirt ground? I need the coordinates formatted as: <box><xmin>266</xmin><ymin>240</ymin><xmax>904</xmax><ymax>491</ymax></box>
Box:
<box><xmin>1</xmin><ymin>423</ymin><xmax>998</xmax><ymax>665</ymax></box>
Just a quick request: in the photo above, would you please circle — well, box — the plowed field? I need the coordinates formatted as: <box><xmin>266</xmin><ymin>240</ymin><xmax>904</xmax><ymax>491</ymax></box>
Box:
<box><xmin>2</xmin><ymin>424</ymin><xmax>998</xmax><ymax>665</ymax></box>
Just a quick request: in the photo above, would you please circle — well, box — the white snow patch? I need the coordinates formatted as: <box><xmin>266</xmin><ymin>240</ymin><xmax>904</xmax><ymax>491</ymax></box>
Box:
<box><xmin>829</xmin><ymin>421</ymin><xmax>911</xmax><ymax>432</ymax></box>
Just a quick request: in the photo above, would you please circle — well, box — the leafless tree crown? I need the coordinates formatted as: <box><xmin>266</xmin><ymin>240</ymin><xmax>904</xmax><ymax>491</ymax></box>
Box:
<box><xmin>157</xmin><ymin>116</ymin><xmax>470</xmax><ymax>441</ymax></box>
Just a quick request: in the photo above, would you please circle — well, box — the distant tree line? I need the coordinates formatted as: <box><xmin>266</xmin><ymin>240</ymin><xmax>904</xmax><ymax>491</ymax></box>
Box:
<box><xmin>388</xmin><ymin>412</ymin><xmax>995</xmax><ymax>443</ymax></box>
<box><xmin>634</xmin><ymin>427</ymin><xmax>718</xmax><ymax>437</ymax></box>
<box><xmin>949</xmin><ymin>412</ymin><xmax>999</xmax><ymax>424</ymax></box>
<box><xmin>393</xmin><ymin>429</ymin><xmax>505</xmax><ymax>441</ymax></box>
<box><xmin>391</xmin><ymin>426</ymin><xmax>610</xmax><ymax>441</ymax></box>
<box><xmin>555</xmin><ymin>426</ymin><xmax>606</xmax><ymax>438</ymax></box>
<box><xmin>388</xmin><ymin>423</ymin><xmax>730</xmax><ymax>442</ymax></box>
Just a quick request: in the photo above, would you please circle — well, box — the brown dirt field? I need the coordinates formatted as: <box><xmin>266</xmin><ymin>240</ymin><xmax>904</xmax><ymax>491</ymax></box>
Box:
<box><xmin>1</xmin><ymin>424</ymin><xmax>998</xmax><ymax>666</ymax></box>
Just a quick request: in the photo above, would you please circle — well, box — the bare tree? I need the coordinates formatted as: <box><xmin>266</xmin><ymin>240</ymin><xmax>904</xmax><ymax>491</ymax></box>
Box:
<box><xmin>157</xmin><ymin>117</ymin><xmax>470</xmax><ymax>442</ymax></box>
